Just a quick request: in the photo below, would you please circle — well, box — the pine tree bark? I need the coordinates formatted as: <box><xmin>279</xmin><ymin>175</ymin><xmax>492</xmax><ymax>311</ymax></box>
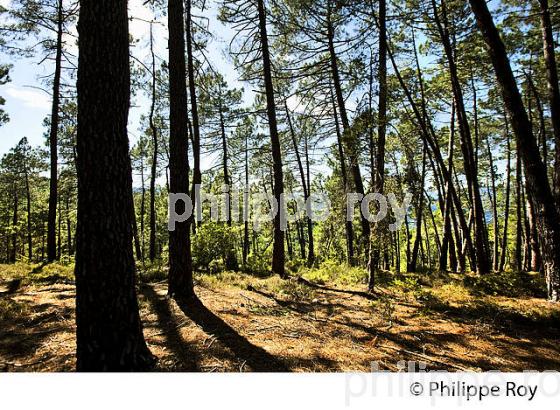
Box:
<box><xmin>487</xmin><ymin>140</ymin><xmax>500</xmax><ymax>271</ymax></box>
<box><xmin>75</xmin><ymin>0</ymin><xmax>153</xmax><ymax>370</ymax></box>
<box><xmin>185</xmin><ymin>0</ymin><xmax>202</xmax><ymax>226</ymax></box>
<box><xmin>368</xmin><ymin>0</ymin><xmax>387</xmax><ymax>290</ymax></box>
<box><xmin>219</xmin><ymin>92</ymin><xmax>238</xmax><ymax>271</ymax></box>
<box><xmin>433</xmin><ymin>0</ymin><xmax>490</xmax><ymax>275</ymax></box>
<box><xmin>515</xmin><ymin>147</ymin><xmax>523</xmax><ymax>272</ymax></box>
<box><xmin>409</xmin><ymin>147</ymin><xmax>426</xmax><ymax>273</ymax></box>
<box><xmin>469</xmin><ymin>0</ymin><xmax>560</xmax><ymax>300</ymax></box>
<box><xmin>304</xmin><ymin>131</ymin><xmax>315</xmax><ymax>265</ymax></box>
<box><xmin>327</xmin><ymin>6</ymin><xmax>371</xmax><ymax>249</ymax></box>
<box><xmin>24</xmin><ymin>166</ymin><xmax>32</xmax><ymax>261</ymax></box>
<box><xmin>168</xmin><ymin>0</ymin><xmax>194</xmax><ymax>298</ymax></box>
<box><xmin>11</xmin><ymin>188</ymin><xmax>17</xmax><ymax>263</ymax></box>
<box><xmin>439</xmin><ymin>103</ymin><xmax>456</xmax><ymax>272</ymax></box>
<box><xmin>257</xmin><ymin>0</ymin><xmax>285</xmax><ymax>277</ymax></box>
<box><xmin>66</xmin><ymin>195</ymin><xmax>72</xmax><ymax>256</ymax></box>
<box><xmin>537</xmin><ymin>0</ymin><xmax>560</xmax><ymax>206</ymax></box>
<box><xmin>285</xmin><ymin>102</ymin><xmax>314</xmax><ymax>266</ymax></box>
<box><xmin>47</xmin><ymin>0</ymin><xmax>63</xmax><ymax>263</ymax></box>
<box><xmin>331</xmin><ymin>89</ymin><xmax>355</xmax><ymax>264</ymax></box>
<box><xmin>149</xmin><ymin>22</ymin><xmax>158</xmax><ymax>262</ymax></box>
<box><xmin>499</xmin><ymin>119</ymin><xmax>511</xmax><ymax>272</ymax></box>
<box><xmin>243</xmin><ymin>130</ymin><xmax>250</xmax><ymax>267</ymax></box>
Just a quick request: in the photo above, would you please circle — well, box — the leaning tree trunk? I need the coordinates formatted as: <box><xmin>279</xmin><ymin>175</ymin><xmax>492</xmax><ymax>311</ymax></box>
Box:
<box><xmin>285</xmin><ymin>102</ymin><xmax>315</xmax><ymax>266</ymax></box>
<box><xmin>433</xmin><ymin>0</ymin><xmax>490</xmax><ymax>275</ymax></box>
<box><xmin>537</xmin><ymin>0</ymin><xmax>560</xmax><ymax>206</ymax></box>
<box><xmin>327</xmin><ymin>8</ymin><xmax>371</xmax><ymax>252</ymax></box>
<box><xmin>47</xmin><ymin>0</ymin><xmax>64</xmax><ymax>263</ymax></box>
<box><xmin>469</xmin><ymin>0</ymin><xmax>560</xmax><ymax>301</ymax></box>
<box><xmin>168</xmin><ymin>0</ymin><xmax>194</xmax><ymax>298</ymax></box>
<box><xmin>75</xmin><ymin>0</ymin><xmax>153</xmax><ymax>370</ymax></box>
<box><xmin>257</xmin><ymin>0</ymin><xmax>286</xmax><ymax>278</ymax></box>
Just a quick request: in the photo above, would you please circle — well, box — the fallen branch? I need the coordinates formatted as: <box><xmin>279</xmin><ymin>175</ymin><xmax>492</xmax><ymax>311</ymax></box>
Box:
<box><xmin>378</xmin><ymin>344</ymin><xmax>477</xmax><ymax>372</ymax></box>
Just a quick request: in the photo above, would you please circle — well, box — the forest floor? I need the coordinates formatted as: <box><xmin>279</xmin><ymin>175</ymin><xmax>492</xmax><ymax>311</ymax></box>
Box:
<box><xmin>1</xmin><ymin>263</ymin><xmax>560</xmax><ymax>372</ymax></box>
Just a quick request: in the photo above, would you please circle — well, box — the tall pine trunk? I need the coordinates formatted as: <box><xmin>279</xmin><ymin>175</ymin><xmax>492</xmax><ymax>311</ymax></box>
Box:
<box><xmin>75</xmin><ymin>0</ymin><xmax>153</xmax><ymax>370</ymax></box>
<box><xmin>368</xmin><ymin>0</ymin><xmax>387</xmax><ymax>290</ymax></box>
<box><xmin>433</xmin><ymin>0</ymin><xmax>490</xmax><ymax>275</ymax></box>
<box><xmin>469</xmin><ymin>0</ymin><xmax>560</xmax><ymax>301</ymax></box>
<box><xmin>149</xmin><ymin>23</ymin><xmax>158</xmax><ymax>262</ymax></box>
<box><xmin>327</xmin><ymin>6</ymin><xmax>371</xmax><ymax>251</ymax></box>
<box><xmin>499</xmin><ymin>119</ymin><xmax>511</xmax><ymax>272</ymax></box>
<box><xmin>47</xmin><ymin>0</ymin><xmax>63</xmax><ymax>263</ymax></box>
<box><xmin>537</xmin><ymin>0</ymin><xmax>560</xmax><ymax>206</ymax></box>
<box><xmin>186</xmin><ymin>0</ymin><xmax>202</xmax><ymax>225</ymax></box>
<box><xmin>331</xmin><ymin>89</ymin><xmax>355</xmax><ymax>264</ymax></box>
<box><xmin>257</xmin><ymin>0</ymin><xmax>285</xmax><ymax>277</ymax></box>
<box><xmin>25</xmin><ymin>168</ymin><xmax>32</xmax><ymax>261</ymax></box>
<box><xmin>168</xmin><ymin>0</ymin><xmax>194</xmax><ymax>298</ymax></box>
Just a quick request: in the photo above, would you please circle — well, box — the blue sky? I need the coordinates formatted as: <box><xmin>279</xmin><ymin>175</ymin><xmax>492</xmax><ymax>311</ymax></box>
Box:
<box><xmin>0</xmin><ymin>0</ymin><xmax>248</xmax><ymax>158</ymax></box>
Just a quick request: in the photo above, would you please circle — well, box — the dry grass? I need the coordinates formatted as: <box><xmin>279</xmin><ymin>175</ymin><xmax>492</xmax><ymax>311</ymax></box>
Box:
<box><xmin>1</xmin><ymin>264</ymin><xmax>560</xmax><ymax>372</ymax></box>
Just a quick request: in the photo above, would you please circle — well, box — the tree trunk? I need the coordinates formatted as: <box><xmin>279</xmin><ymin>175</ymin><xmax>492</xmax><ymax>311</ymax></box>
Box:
<box><xmin>168</xmin><ymin>0</ymin><xmax>194</xmax><ymax>298</ymax></box>
<box><xmin>409</xmin><ymin>147</ymin><xmax>426</xmax><ymax>273</ymax></box>
<box><xmin>25</xmin><ymin>168</ymin><xmax>32</xmax><ymax>261</ymax></box>
<box><xmin>219</xmin><ymin>95</ymin><xmax>239</xmax><ymax>271</ymax></box>
<box><xmin>440</xmin><ymin>102</ymin><xmax>456</xmax><ymax>272</ymax></box>
<box><xmin>304</xmin><ymin>131</ymin><xmax>315</xmax><ymax>265</ymax></box>
<box><xmin>149</xmin><ymin>23</ymin><xmax>158</xmax><ymax>262</ymax></box>
<box><xmin>498</xmin><ymin>118</ymin><xmax>511</xmax><ymax>272</ymax></box>
<box><xmin>515</xmin><ymin>147</ymin><xmax>523</xmax><ymax>272</ymax></box>
<box><xmin>243</xmin><ymin>131</ymin><xmax>250</xmax><ymax>267</ymax></box>
<box><xmin>185</xmin><ymin>0</ymin><xmax>202</xmax><ymax>226</ymax></box>
<box><xmin>538</xmin><ymin>0</ymin><xmax>560</xmax><ymax>206</ymax></box>
<box><xmin>257</xmin><ymin>0</ymin><xmax>285</xmax><ymax>278</ymax></box>
<box><xmin>57</xmin><ymin>195</ymin><xmax>62</xmax><ymax>259</ymax></box>
<box><xmin>47</xmin><ymin>0</ymin><xmax>63</xmax><ymax>263</ymax></box>
<box><xmin>433</xmin><ymin>0</ymin><xmax>490</xmax><ymax>275</ymax></box>
<box><xmin>368</xmin><ymin>0</ymin><xmax>387</xmax><ymax>290</ymax></box>
<box><xmin>11</xmin><ymin>188</ymin><xmax>18</xmax><ymax>263</ymax></box>
<box><xmin>469</xmin><ymin>0</ymin><xmax>560</xmax><ymax>300</ymax></box>
<box><xmin>139</xmin><ymin>154</ymin><xmax>146</xmax><ymax>261</ymax></box>
<box><xmin>487</xmin><ymin>140</ymin><xmax>500</xmax><ymax>271</ymax></box>
<box><xmin>331</xmin><ymin>89</ymin><xmax>355</xmax><ymax>264</ymax></box>
<box><xmin>285</xmin><ymin>102</ymin><xmax>313</xmax><ymax>265</ymax></box>
<box><xmin>66</xmin><ymin>194</ymin><xmax>72</xmax><ymax>256</ymax></box>
<box><xmin>327</xmin><ymin>7</ymin><xmax>371</xmax><ymax>248</ymax></box>
<box><xmin>386</xmin><ymin>34</ymin><xmax>477</xmax><ymax>270</ymax></box>
<box><xmin>75</xmin><ymin>0</ymin><xmax>153</xmax><ymax>370</ymax></box>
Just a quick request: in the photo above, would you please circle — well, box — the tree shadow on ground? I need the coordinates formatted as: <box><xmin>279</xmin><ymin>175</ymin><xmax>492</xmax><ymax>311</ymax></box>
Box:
<box><xmin>422</xmin><ymin>292</ymin><xmax>560</xmax><ymax>335</ymax></box>
<box><xmin>0</xmin><ymin>299</ymin><xmax>73</xmax><ymax>362</ymax></box>
<box><xmin>141</xmin><ymin>285</ymin><xmax>200</xmax><ymax>371</ymax></box>
<box><xmin>175</xmin><ymin>293</ymin><xmax>290</xmax><ymax>372</ymax></box>
<box><xmin>297</xmin><ymin>277</ymin><xmax>378</xmax><ymax>300</ymax></box>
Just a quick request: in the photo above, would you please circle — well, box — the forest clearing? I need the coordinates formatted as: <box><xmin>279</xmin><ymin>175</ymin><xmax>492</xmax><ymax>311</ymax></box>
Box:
<box><xmin>1</xmin><ymin>0</ymin><xmax>560</xmax><ymax>381</ymax></box>
<box><xmin>1</xmin><ymin>263</ymin><xmax>559</xmax><ymax>372</ymax></box>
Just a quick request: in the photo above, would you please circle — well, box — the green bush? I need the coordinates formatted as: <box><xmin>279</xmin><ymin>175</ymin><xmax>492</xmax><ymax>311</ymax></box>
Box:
<box><xmin>301</xmin><ymin>260</ymin><xmax>368</xmax><ymax>285</ymax></box>
<box><xmin>463</xmin><ymin>271</ymin><xmax>546</xmax><ymax>298</ymax></box>
<box><xmin>192</xmin><ymin>223</ymin><xmax>239</xmax><ymax>272</ymax></box>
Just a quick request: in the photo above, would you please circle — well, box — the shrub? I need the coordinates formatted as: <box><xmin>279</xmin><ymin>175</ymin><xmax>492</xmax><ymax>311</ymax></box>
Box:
<box><xmin>463</xmin><ymin>271</ymin><xmax>546</xmax><ymax>298</ymax></box>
